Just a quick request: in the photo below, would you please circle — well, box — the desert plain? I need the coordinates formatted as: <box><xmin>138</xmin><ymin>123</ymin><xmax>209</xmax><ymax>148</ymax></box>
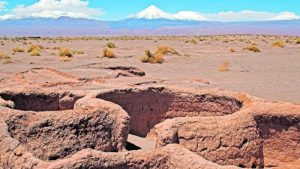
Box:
<box><xmin>0</xmin><ymin>34</ymin><xmax>300</xmax><ymax>168</ymax></box>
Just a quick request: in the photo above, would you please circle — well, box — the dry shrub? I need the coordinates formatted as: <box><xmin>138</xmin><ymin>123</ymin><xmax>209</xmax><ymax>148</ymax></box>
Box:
<box><xmin>59</xmin><ymin>48</ymin><xmax>73</xmax><ymax>57</ymax></box>
<box><xmin>156</xmin><ymin>46</ymin><xmax>179</xmax><ymax>55</ymax></box>
<box><xmin>72</xmin><ymin>50</ymin><xmax>84</xmax><ymax>55</ymax></box>
<box><xmin>272</xmin><ymin>41</ymin><xmax>285</xmax><ymax>48</ymax></box>
<box><xmin>243</xmin><ymin>45</ymin><xmax>261</xmax><ymax>52</ymax></box>
<box><xmin>191</xmin><ymin>38</ymin><xmax>198</xmax><ymax>44</ymax></box>
<box><xmin>12</xmin><ymin>47</ymin><xmax>25</xmax><ymax>53</ymax></box>
<box><xmin>102</xmin><ymin>48</ymin><xmax>115</xmax><ymax>58</ymax></box>
<box><xmin>228</xmin><ymin>48</ymin><xmax>236</xmax><ymax>52</ymax></box>
<box><xmin>0</xmin><ymin>50</ymin><xmax>10</xmax><ymax>59</ymax></box>
<box><xmin>31</xmin><ymin>50</ymin><xmax>41</xmax><ymax>56</ymax></box>
<box><xmin>53</xmin><ymin>47</ymin><xmax>61</xmax><ymax>50</ymax></box>
<box><xmin>60</xmin><ymin>56</ymin><xmax>72</xmax><ymax>62</ymax></box>
<box><xmin>185</xmin><ymin>38</ymin><xmax>198</xmax><ymax>45</ymax></box>
<box><xmin>296</xmin><ymin>38</ymin><xmax>300</xmax><ymax>44</ymax></box>
<box><xmin>184</xmin><ymin>53</ymin><xmax>191</xmax><ymax>58</ymax></box>
<box><xmin>140</xmin><ymin>50</ymin><xmax>164</xmax><ymax>63</ymax></box>
<box><xmin>2</xmin><ymin>58</ymin><xmax>13</xmax><ymax>64</ymax></box>
<box><xmin>28</xmin><ymin>45</ymin><xmax>44</xmax><ymax>52</ymax></box>
<box><xmin>218</xmin><ymin>61</ymin><xmax>231</xmax><ymax>72</ymax></box>
<box><xmin>106</xmin><ymin>42</ymin><xmax>116</xmax><ymax>48</ymax></box>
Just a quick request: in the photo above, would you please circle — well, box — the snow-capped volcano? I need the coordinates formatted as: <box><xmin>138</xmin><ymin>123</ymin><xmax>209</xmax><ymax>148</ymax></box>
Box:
<box><xmin>132</xmin><ymin>5</ymin><xmax>206</xmax><ymax>21</ymax></box>
<box><xmin>134</xmin><ymin>5</ymin><xmax>175</xmax><ymax>20</ymax></box>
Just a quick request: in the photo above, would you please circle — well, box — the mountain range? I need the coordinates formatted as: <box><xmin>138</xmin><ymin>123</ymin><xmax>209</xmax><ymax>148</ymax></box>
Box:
<box><xmin>0</xmin><ymin>5</ymin><xmax>299</xmax><ymax>36</ymax></box>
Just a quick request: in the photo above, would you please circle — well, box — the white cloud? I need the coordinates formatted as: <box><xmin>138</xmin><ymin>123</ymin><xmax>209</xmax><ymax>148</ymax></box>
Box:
<box><xmin>173</xmin><ymin>11</ymin><xmax>206</xmax><ymax>21</ymax></box>
<box><xmin>132</xmin><ymin>5</ymin><xmax>300</xmax><ymax>22</ymax></box>
<box><xmin>204</xmin><ymin>11</ymin><xmax>274</xmax><ymax>22</ymax></box>
<box><xmin>0</xmin><ymin>1</ymin><xmax>7</xmax><ymax>11</ymax></box>
<box><xmin>0</xmin><ymin>0</ymin><xmax>101</xmax><ymax>20</ymax></box>
<box><xmin>271</xmin><ymin>11</ymin><xmax>300</xmax><ymax>20</ymax></box>
<box><xmin>203</xmin><ymin>10</ymin><xmax>300</xmax><ymax>22</ymax></box>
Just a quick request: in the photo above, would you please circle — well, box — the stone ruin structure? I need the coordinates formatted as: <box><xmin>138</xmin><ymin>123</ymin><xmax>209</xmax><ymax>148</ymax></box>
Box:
<box><xmin>0</xmin><ymin>86</ymin><xmax>299</xmax><ymax>169</ymax></box>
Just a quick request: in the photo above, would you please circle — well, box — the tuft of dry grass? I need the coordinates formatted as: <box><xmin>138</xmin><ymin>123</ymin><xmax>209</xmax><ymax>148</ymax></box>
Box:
<box><xmin>0</xmin><ymin>50</ymin><xmax>13</xmax><ymax>64</ymax></box>
<box><xmin>30</xmin><ymin>50</ymin><xmax>41</xmax><ymax>56</ymax></box>
<box><xmin>296</xmin><ymin>38</ymin><xmax>300</xmax><ymax>44</ymax></box>
<box><xmin>228</xmin><ymin>47</ymin><xmax>236</xmax><ymax>52</ymax></box>
<box><xmin>185</xmin><ymin>38</ymin><xmax>199</xmax><ymax>44</ymax></box>
<box><xmin>27</xmin><ymin>45</ymin><xmax>44</xmax><ymax>52</ymax></box>
<box><xmin>2</xmin><ymin>58</ymin><xmax>13</xmax><ymax>64</ymax></box>
<box><xmin>156</xmin><ymin>46</ymin><xmax>179</xmax><ymax>55</ymax></box>
<box><xmin>272</xmin><ymin>40</ymin><xmax>285</xmax><ymax>48</ymax></box>
<box><xmin>60</xmin><ymin>56</ymin><xmax>72</xmax><ymax>62</ymax></box>
<box><xmin>184</xmin><ymin>53</ymin><xmax>191</xmax><ymax>58</ymax></box>
<box><xmin>0</xmin><ymin>50</ymin><xmax>10</xmax><ymax>59</ymax></box>
<box><xmin>12</xmin><ymin>47</ymin><xmax>25</xmax><ymax>53</ymax></box>
<box><xmin>140</xmin><ymin>50</ymin><xmax>164</xmax><ymax>63</ymax></box>
<box><xmin>102</xmin><ymin>48</ymin><xmax>115</xmax><ymax>58</ymax></box>
<box><xmin>106</xmin><ymin>42</ymin><xmax>116</xmax><ymax>48</ymax></box>
<box><xmin>218</xmin><ymin>61</ymin><xmax>231</xmax><ymax>72</ymax></box>
<box><xmin>72</xmin><ymin>50</ymin><xmax>84</xmax><ymax>55</ymax></box>
<box><xmin>59</xmin><ymin>48</ymin><xmax>73</xmax><ymax>57</ymax></box>
<box><xmin>191</xmin><ymin>38</ymin><xmax>198</xmax><ymax>44</ymax></box>
<box><xmin>243</xmin><ymin>45</ymin><xmax>261</xmax><ymax>52</ymax></box>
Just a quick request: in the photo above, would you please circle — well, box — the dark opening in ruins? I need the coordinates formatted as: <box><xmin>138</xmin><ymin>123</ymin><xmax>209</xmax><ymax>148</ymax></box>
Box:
<box><xmin>97</xmin><ymin>87</ymin><xmax>243</xmax><ymax>137</ymax></box>
<box><xmin>0</xmin><ymin>91</ymin><xmax>82</xmax><ymax>111</ymax></box>
<box><xmin>126</xmin><ymin>142</ymin><xmax>142</xmax><ymax>151</ymax></box>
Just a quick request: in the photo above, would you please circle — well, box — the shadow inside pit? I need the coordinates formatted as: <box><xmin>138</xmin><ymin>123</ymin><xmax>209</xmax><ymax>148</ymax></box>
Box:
<box><xmin>126</xmin><ymin>142</ymin><xmax>141</xmax><ymax>151</ymax></box>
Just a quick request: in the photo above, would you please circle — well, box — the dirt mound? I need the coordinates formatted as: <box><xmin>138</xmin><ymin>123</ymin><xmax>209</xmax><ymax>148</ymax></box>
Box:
<box><xmin>0</xmin><ymin>67</ymin><xmax>80</xmax><ymax>88</ymax></box>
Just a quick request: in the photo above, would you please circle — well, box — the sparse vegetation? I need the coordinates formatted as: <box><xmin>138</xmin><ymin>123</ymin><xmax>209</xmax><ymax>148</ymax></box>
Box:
<box><xmin>140</xmin><ymin>50</ymin><xmax>164</xmax><ymax>63</ymax></box>
<box><xmin>0</xmin><ymin>50</ymin><xmax>10</xmax><ymax>59</ymax></box>
<box><xmin>191</xmin><ymin>38</ymin><xmax>198</xmax><ymax>44</ymax></box>
<box><xmin>72</xmin><ymin>50</ymin><xmax>84</xmax><ymax>55</ymax></box>
<box><xmin>59</xmin><ymin>48</ymin><xmax>73</xmax><ymax>57</ymax></box>
<box><xmin>184</xmin><ymin>53</ymin><xmax>191</xmax><ymax>58</ymax></box>
<box><xmin>102</xmin><ymin>48</ymin><xmax>115</xmax><ymax>58</ymax></box>
<box><xmin>229</xmin><ymin>48</ymin><xmax>236</xmax><ymax>52</ymax></box>
<box><xmin>30</xmin><ymin>50</ymin><xmax>41</xmax><ymax>56</ymax></box>
<box><xmin>60</xmin><ymin>56</ymin><xmax>72</xmax><ymax>62</ymax></box>
<box><xmin>106</xmin><ymin>42</ymin><xmax>116</xmax><ymax>48</ymax></box>
<box><xmin>272</xmin><ymin>40</ymin><xmax>285</xmax><ymax>48</ymax></box>
<box><xmin>12</xmin><ymin>47</ymin><xmax>25</xmax><ymax>53</ymax></box>
<box><xmin>156</xmin><ymin>46</ymin><xmax>179</xmax><ymax>55</ymax></box>
<box><xmin>185</xmin><ymin>38</ymin><xmax>198</xmax><ymax>44</ymax></box>
<box><xmin>243</xmin><ymin>45</ymin><xmax>261</xmax><ymax>52</ymax></box>
<box><xmin>218</xmin><ymin>61</ymin><xmax>231</xmax><ymax>72</ymax></box>
<box><xmin>27</xmin><ymin>45</ymin><xmax>44</xmax><ymax>52</ymax></box>
<box><xmin>0</xmin><ymin>50</ymin><xmax>13</xmax><ymax>64</ymax></box>
<box><xmin>2</xmin><ymin>58</ymin><xmax>13</xmax><ymax>64</ymax></box>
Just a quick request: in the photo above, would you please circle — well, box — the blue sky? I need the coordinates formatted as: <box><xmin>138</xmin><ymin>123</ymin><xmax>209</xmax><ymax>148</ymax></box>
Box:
<box><xmin>0</xmin><ymin>0</ymin><xmax>300</xmax><ymax>21</ymax></box>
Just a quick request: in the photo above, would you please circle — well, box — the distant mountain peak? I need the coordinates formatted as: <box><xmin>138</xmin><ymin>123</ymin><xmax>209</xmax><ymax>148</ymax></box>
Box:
<box><xmin>134</xmin><ymin>5</ymin><xmax>175</xmax><ymax>20</ymax></box>
<box><xmin>132</xmin><ymin>5</ymin><xmax>207</xmax><ymax>21</ymax></box>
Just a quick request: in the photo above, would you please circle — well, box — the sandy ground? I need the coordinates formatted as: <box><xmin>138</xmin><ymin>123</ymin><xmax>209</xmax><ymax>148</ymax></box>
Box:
<box><xmin>0</xmin><ymin>35</ymin><xmax>299</xmax><ymax>103</ymax></box>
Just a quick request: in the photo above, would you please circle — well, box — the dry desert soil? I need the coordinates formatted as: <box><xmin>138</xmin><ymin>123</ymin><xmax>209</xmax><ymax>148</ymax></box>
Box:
<box><xmin>0</xmin><ymin>35</ymin><xmax>300</xmax><ymax>169</ymax></box>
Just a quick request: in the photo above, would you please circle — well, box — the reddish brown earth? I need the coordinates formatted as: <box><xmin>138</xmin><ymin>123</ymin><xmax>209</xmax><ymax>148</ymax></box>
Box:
<box><xmin>0</xmin><ymin>35</ymin><xmax>299</xmax><ymax>168</ymax></box>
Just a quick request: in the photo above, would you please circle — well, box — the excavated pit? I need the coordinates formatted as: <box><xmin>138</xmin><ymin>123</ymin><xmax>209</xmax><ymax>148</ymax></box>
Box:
<box><xmin>255</xmin><ymin>114</ymin><xmax>300</xmax><ymax>167</ymax></box>
<box><xmin>0</xmin><ymin>91</ymin><xmax>82</xmax><ymax>111</ymax></box>
<box><xmin>97</xmin><ymin>87</ymin><xmax>243</xmax><ymax>137</ymax></box>
<box><xmin>0</xmin><ymin>91</ymin><xmax>129</xmax><ymax>161</ymax></box>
